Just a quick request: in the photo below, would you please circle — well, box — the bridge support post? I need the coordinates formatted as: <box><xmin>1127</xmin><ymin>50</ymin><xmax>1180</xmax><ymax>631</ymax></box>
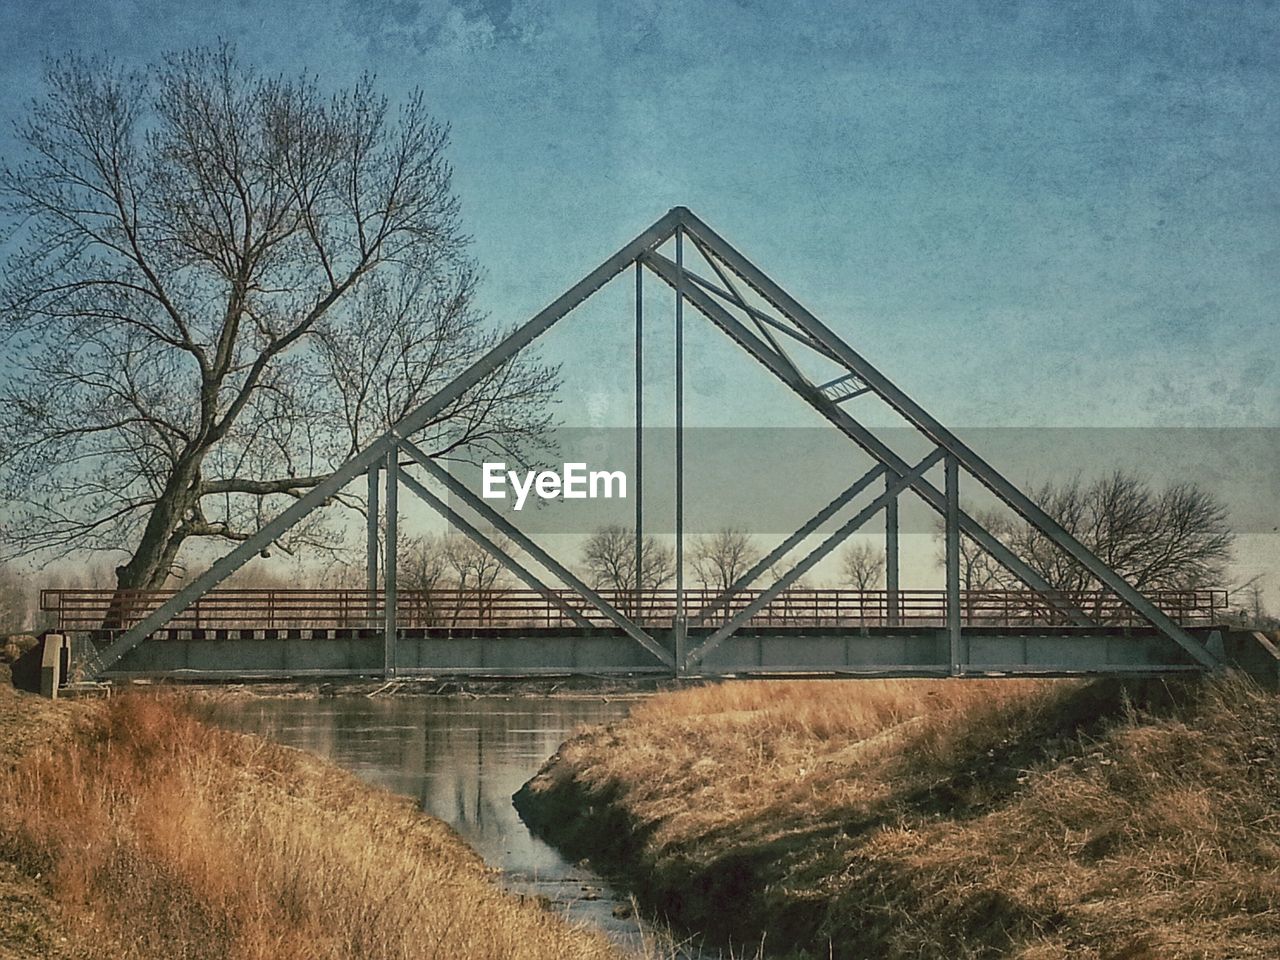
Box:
<box><xmin>945</xmin><ymin>455</ymin><xmax>962</xmax><ymax>675</ymax></box>
<box><xmin>635</xmin><ymin>260</ymin><xmax>644</xmax><ymax>622</ymax></box>
<box><xmin>366</xmin><ymin>461</ymin><xmax>380</xmax><ymax>628</ymax></box>
<box><xmin>383</xmin><ymin>448</ymin><xmax>399</xmax><ymax>678</ymax></box>
<box><xmin>885</xmin><ymin>479</ymin><xmax>899</xmax><ymax>627</ymax></box>
<box><xmin>673</xmin><ymin>227</ymin><xmax>685</xmax><ymax>671</ymax></box>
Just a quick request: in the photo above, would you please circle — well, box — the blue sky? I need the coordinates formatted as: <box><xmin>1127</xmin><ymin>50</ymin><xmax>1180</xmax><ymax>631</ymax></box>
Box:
<box><xmin>2</xmin><ymin>1</ymin><xmax>1277</xmax><ymax>601</ymax></box>
<box><xmin>2</xmin><ymin>0</ymin><xmax>1276</xmax><ymax>432</ymax></box>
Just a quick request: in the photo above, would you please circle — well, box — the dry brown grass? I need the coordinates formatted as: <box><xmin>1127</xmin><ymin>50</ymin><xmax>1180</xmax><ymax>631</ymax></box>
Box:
<box><xmin>524</xmin><ymin>675</ymin><xmax>1280</xmax><ymax>959</ymax></box>
<box><xmin>0</xmin><ymin>689</ymin><xmax>623</xmax><ymax>960</ymax></box>
<box><xmin>563</xmin><ymin>679</ymin><xmax>1078</xmax><ymax>849</ymax></box>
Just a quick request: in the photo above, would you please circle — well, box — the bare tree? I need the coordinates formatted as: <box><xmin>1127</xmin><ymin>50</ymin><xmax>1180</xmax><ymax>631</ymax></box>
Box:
<box><xmin>689</xmin><ymin>528</ymin><xmax>760</xmax><ymax>593</ymax></box>
<box><xmin>1226</xmin><ymin>576</ymin><xmax>1275</xmax><ymax>629</ymax></box>
<box><xmin>1241</xmin><ymin>580</ymin><xmax>1270</xmax><ymax>628</ymax></box>
<box><xmin>0</xmin><ymin>564</ymin><xmax>28</xmax><ymax>634</ymax></box>
<box><xmin>400</xmin><ymin>533</ymin><xmax>450</xmax><ymax>594</ymax></box>
<box><xmin>581</xmin><ymin>525</ymin><xmax>675</xmax><ymax>593</ymax></box>
<box><xmin>840</xmin><ymin>540</ymin><xmax>885</xmax><ymax>591</ymax></box>
<box><xmin>932</xmin><ymin>508</ymin><xmax>1012</xmax><ymax>592</ymax></box>
<box><xmin>441</xmin><ymin>533</ymin><xmax>510</xmax><ymax>594</ymax></box>
<box><xmin>935</xmin><ymin>473</ymin><xmax>1233</xmax><ymax>621</ymax></box>
<box><xmin>1004</xmin><ymin>471</ymin><xmax>1233</xmax><ymax>596</ymax></box>
<box><xmin>0</xmin><ymin>46</ymin><xmax>556</xmax><ymax>593</ymax></box>
<box><xmin>929</xmin><ymin>508</ymin><xmax>1014</xmax><ymax>622</ymax></box>
<box><xmin>766</xmin><ymin>560</ymin><xmax>811</xmax><ymax>591</ymax></box>
<box><xmin>439</xmin><ymin>532</ymin><xmax>512</xmax><ymax>625</ymax></box>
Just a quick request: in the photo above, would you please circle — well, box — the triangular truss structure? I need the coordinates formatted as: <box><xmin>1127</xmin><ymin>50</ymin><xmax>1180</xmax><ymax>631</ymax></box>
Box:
<box><xmin>85</xmin><ymin>207</ymin><xmax>1219</xmax><ymax>678</ymax></box>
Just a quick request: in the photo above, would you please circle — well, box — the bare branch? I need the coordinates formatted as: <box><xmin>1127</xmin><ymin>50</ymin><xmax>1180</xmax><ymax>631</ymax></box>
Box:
<box><xmin>0</xmin><ymin>45</ymin><xmax>557</xmax><ymax>590</ymax></box>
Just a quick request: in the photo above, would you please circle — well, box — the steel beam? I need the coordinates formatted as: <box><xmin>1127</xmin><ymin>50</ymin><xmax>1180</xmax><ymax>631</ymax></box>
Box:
<box><xmin>89</xmin><ymin>662</ymin><xmax>1209</xmax><ymax>681</ymax></box>
<box><xmin>366</xmin><ymin>461</ymin><xmax>379</xmax><ymax>624</ymax></box>
<box><xmin>945</xmin><ymin>456</ymin><xmax>962</xmax><ymax>674</ymax></box>
<box><xmin>687</xmin><ymin>234</ymin><xmax>808</xmax><ymax>381</ymax></box>
<box><xmin>685</xmin><ymin>448</ymin><xmax>944</xmax><ymax>669</ymax></box>
<box><xmin>829</xmin><ymin>387</ymin><xmax>873</xmax><ymax>404</ymax></box>
<box><xmin>818</xmin><ymin>372</ymin><xmax>862</xmax><ymax>393</ymax></box>
<box><xmin>85</xmin><ymin>209</ymin><xmax>684</xmax><ymax>676</ymax></box>
<box><xmin>676</xmin><ymin>208</ymin><xmax>1216</xmax><ymax>669</ymax></box>
<box><xmin>684</xmin><ymin>266</ymin><xmax>835</xmax><ymax>357</ymax></box>
<box><xmin>86</xmin><ymin>620</ymin><xmax>1215</xmax><ymax>682</ymax></box>
<box><xmin>684</xmin><ymin>234</ymin><xmax>836</xmax><ymax>359</ymax></box>
<box><xmin>674</xmin><ymin>227</ymin><xmax>687</xmax><ymax>673</ymax></box>
<box><xmin>86</xmin><ymin>438</ymin><xmax>402</xmax><ymax>676</ymax></box>
<box><xmin>641</xmin><ymin>250</ymin><xmax>1092</xmax><ymax>628</ymax></box>
<box><xmin>397</xmin><ymin>470</ymin><xmax>596</xmax><ymax>630</ymax></box>
<box><xmin>383</xmin><ymin>449</ymin><xmax>399</xmax><ymax>677</ymax></box>
<box><xmin>82</xmin><ymin>206</ymin><xmax>1216</xmax><ymax>680</ymax></box>
<box><xmin>635</xmin><ymin>261</ymin><xmax>644</xmax><ymax>618</ymax></box>
<box><xmin>397</xmin><ymin>439</ymin><xmax>675</xmax><ymax>668</ymax></box>
<box><xmin>885</xmin><ymin>478</ymin><xmax>900</xmax><ymax>628</ymax></box>
<box><xmin>691</xmin><ymin>464</ymin><xmax>886</xmax><ymax>624</ymax></box>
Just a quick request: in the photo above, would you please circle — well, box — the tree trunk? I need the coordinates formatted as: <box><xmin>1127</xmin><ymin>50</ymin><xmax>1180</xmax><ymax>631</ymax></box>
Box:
<box><xmin>103</xmin><ymin>458</ymin><xmax>203</xmax><ymax>629</ymax></box>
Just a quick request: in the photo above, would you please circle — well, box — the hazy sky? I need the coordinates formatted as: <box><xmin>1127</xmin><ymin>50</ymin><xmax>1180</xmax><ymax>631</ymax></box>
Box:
<box><xmin>2</xmin><ymin>1</ymin><xmax>1277</xmax><ymax>601</ymax></box>
<box><xmin>2</xmin><ymin>0</ymin><xmax>1276</xmax><ymax>433</ymax></box>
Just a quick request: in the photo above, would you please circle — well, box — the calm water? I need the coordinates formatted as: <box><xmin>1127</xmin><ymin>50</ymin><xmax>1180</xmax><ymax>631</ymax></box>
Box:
<box><xmin>207</xmin><ymin>696</ymin><xmax>652</xmax><ymax>948</ymax></box>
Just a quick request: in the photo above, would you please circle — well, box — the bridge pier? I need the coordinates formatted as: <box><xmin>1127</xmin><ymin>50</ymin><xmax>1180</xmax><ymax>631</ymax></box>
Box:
<box><xmin>10</xmin><ymin>633</ymin><xmax>69</xmax><ymax>698</ymax></box>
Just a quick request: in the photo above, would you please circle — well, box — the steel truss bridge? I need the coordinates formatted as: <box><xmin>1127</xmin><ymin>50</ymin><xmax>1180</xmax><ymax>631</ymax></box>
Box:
<box><xmin>63</xmin><ymin>208</ymin><xmax>1239</xmax><ymax>683</ymax></box>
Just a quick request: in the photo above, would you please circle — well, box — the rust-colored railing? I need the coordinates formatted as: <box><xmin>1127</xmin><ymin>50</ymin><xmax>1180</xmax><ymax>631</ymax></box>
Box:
<box><xmin>40</xmin><ymin>587</ymin><xmax>1229</xmax><ymax>633</ymax></box>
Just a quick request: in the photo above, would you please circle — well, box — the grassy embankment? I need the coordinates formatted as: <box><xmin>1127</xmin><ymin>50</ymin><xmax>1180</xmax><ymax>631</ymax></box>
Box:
<box><xmin>0</xmin><ymin>677</ymin><xmax>623</xmax><ymax>960</ymax></box>
<box><xmin>516</xmin><ymin>675</ymin><xmax>1280</xmax><ymax>959</ymax></box>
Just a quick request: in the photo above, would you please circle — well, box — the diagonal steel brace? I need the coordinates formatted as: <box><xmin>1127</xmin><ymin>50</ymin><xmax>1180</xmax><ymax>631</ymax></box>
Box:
<box><xmin>86</xmin><ymin>209</ymin><xmax>684</xmax><ymax>676</ymax></box>
<box><xmin>642</xmin><ymin>249</ymin><xmax>1096</xmax><ymax>631</ymax></box>
<box><xmin>398</xmin><ymin>440</ymin><xmax>674</xmax><ymax>668</ymax></box>
<box><xmin>685</xmin><ymin>449</ymin><xmax>945</xmax><ymax>669</ymax></box>
<box><xmin>691</xmin><ymin>464</ymin><xmax>886</xmax><ymax>624</ymax></box>
<box><xmin>675</xmin><ymin>208</ymin><xmax>1215</xmax><ymax>669</ymax></box>
<box><xmin>397</xmin><ymin>468</ymin><xmax>596</xmax><ymax>630</ymax></box>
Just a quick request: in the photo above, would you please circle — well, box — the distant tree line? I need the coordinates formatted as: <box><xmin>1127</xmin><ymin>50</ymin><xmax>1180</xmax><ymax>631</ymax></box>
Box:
<box><xmin>567</xmin><ymin>468</ymin><xmax>1254</xmax><ymax>623</ymax></box>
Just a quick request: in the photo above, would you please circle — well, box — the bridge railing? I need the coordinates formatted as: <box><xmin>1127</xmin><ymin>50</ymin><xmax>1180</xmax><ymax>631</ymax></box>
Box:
<box><xmin>40</xmin><ymin>586</ymin><xmax>1228</xmax><ymax>634</ymax></box>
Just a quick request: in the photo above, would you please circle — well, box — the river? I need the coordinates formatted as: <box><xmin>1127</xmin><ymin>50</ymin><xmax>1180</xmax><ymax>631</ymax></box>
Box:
<box><xmin>206</xmin><ymin>695</ymin><xmax>664</xmax><ymax>952</ymax></box>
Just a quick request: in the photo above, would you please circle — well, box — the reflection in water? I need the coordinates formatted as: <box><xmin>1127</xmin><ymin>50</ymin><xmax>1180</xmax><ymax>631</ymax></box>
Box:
<box><xmin>207</xmin><ymin>697</ymin><xmax>644</xmax><ymax>945</ymax></box>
